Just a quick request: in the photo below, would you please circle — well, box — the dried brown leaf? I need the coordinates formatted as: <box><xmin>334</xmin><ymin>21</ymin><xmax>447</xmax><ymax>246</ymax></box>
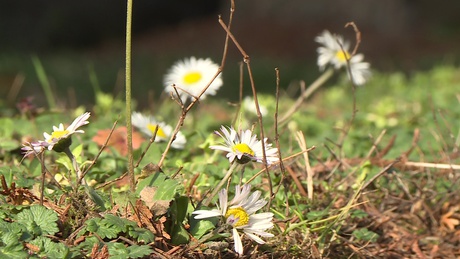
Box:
<box><xmin>92</xmin><ymin>126</ymin><xmax>144</xmax><ymax>156</ymax></box>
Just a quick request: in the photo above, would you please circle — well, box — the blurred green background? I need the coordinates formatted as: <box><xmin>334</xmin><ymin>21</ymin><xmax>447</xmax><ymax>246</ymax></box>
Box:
<box><xmin>0</xmin><ymin>0</ymin><xmax>459</xmax><ymax>109</ymax></box>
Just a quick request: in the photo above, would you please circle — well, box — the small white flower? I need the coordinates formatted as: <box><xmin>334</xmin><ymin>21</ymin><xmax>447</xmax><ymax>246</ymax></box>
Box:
<box><xmin>42</xmin><ymin>112</ymin><xmax>91</xmax><ymax>152</ymax></box>
<box><xmin>193</xmin><ymin>184</ymin><xmax>274</xmax><ymax>255</ymax></box>
<box><xmin>315</xmin><ymin>30</ymin><xmax>371</xmax><ymax>85</ymax></box>
<box><xmin>210</xmin><ymin>126</ymin><xmax>279</xmax><ymax>165</ymax></box>
<box><xmin>243</xmin><ymin>96</ymin><xmax>268</xmax><ymax>116</ymax></box>
<box><xmin>163</xmin><ymin>57</ymin><xmax>223</xmax><ymax>103</ymax></box>
<box><xmin>131</xmin><ymin>112</ymin><xmax>186</xmax><ymax>149</ymax></box>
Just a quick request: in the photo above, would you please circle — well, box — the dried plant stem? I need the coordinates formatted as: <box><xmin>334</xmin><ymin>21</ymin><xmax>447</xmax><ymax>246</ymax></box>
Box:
<box><xmin>125</xmin><ymin>0</ymin><xmax>135</xmax><ymax>191</ymax></box>
<box><xmin>295</xmin><ymin>131</ymin><xmax>314</xmax><ymax>201</ymax></box>
<box><xmin>336</xmin><ymin>23</ymin><xmax>361</xmax><ymax>151</ymax></box>
<box><xmin>81</xmin><ymin>120</ymin><xmax>118</xmax><ymax>182</ymax></box>
<box><xmin>157</xmin><ymin>4</ymin><xmax>235</xmax><ymax>169</ymax></box>
<box><xmin>40</xmin><ymin>152</ymin><xmax>45</xmax><ymax>205</ymax></box>
<box><xmin>203</xmin><ymin>162</ymin><xmax>238</xmax><ymax>207</ymax></box>
<box><xmin>218</xmin><ymin>15</ymin><xmax>274</xmax><ymax>203</ymax></box>
<box><xmin>279</xmin><ymin>68</ymin><xmax>334</xmax><ymax>124</ymax></box>
<box><xmin>247</xmin><ymin>148</ymin><xmax>315</xmax><ymax>184</ymax></box>
<box><xmin>273</xmin><ymin>68</ymin><xmax>287</xmax><ymax>201</ymax></box>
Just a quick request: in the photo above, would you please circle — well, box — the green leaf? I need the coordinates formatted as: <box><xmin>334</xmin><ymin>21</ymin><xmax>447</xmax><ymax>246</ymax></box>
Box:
<box><xmin>0</xmin><ymin>118</ymin><xmax>14</xmax><ymax>138</ymax></box>
<box><xmin>17</xmin><ymin>205</ymin><xmax>59</xmax><ymax>236</ymax></box>
<box><xmin>136</xmin><ymin>172</ymin><xmax>182</xmax><ymax>201</ymax></box>
<box><xmin>102</xmin><ymin>214</ymin><xmax>136</xmax><ymax>233</ymax></box>
<box><xmin>350</xmin><ymin>209</ymin><xmax>368</xmax><ymax>219</ymax></box>
<box><xmin>128</xmin><ymin>227</ymin><xmax>155</xmax><ymax>243</ymax></box>
<box><xmin>0</xmin><ymin>138</ymin><xmax>19</xmax><ymax>152</ymax></box>
<box><xmin>85</xmin><ymin>218</ymin><xmax>119</xmax><ymax>239</ymax></box>
<box><xmin>169</xmin><ymin>196</ymin><xmax>190</xmax><ymax>245</ymax></box>
<box><xmin>84</xmin><ymin>185</ymin><xmax>106</xmax><ymax>211</ymax></box>
<box><xmin>306</xmin><ymin>210</ymin><xmax>328</xmax><ymax>221</ymax></box>
<box><xmin>0</xmin><ymin>244</ymin><xmax>28</xmax><ymax>259</ymax></box>
<box><xmin>75</xmin><ymin>236</ymin><xmax>100</xmax><ymax>254</ymax></box>
<box><xmin>189</xmin><ymin>216</ymin><xmax>218</xmax><ymax>239</ymax></box>
<box><xmin>56</xmin><ymin>153</ymin><xmax>73</xmax><ymax>172</ymax></box>
<box><xmin>352</xmin><ymin>228</ymin><xmax>379</xmax><ymax>242</ymax></box>
<box><xmin>29</xmin><ymin>236</ymin><xmax>71</xmax><ymax>259</ymax></box>
<box><xmin>126</xmin><ymin>245</ymin><xmax>153</xmax><ymax>258</ymax></box>
<box><xmin>107</xmin><ymin>242</ymin><xmax>128</xmax><ymax>259</ymax></box>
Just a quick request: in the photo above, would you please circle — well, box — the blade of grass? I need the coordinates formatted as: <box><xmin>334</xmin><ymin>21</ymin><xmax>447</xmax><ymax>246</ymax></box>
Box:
<box><xmin>31</xmin><ymin>56</ymin><xmax>56</xmax><ymax>109</ymax></box>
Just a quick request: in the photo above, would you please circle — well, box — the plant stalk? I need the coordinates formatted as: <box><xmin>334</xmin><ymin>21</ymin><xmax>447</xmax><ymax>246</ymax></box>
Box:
<box><xmin>125</xmin><ymin>0</ymin><xmax>135</xmax><ymax>192</ymax></box>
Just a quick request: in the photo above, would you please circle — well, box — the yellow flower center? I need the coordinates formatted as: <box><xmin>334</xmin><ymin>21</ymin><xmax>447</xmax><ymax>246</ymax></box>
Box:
<box><xmin>225</xmin><ymin>207</ymin><xmax>249</xmax><ymax>227</ymax></box>
<box><xmin>183</xmin><ymin>71</ymin><xmax>202</xmax><ymax>84</ymax></box>
<box><xmin>147</xmin><ymin>124</ymin><xmax>167</xmax><ymax>138</ymax></box>
<box><xmin>232</xmin><ymin>143</ymin><xmax>255</xmax><ymax>156</ymax></box>
<box><xmin>336</xmin><ymin>50</ymin><xmax>351</xmax><ymax>62</ymax></box>
<box><xmin>48</xmin><ymin>130</ymin><xmax>69</xmax><ymax>142</ymax></box>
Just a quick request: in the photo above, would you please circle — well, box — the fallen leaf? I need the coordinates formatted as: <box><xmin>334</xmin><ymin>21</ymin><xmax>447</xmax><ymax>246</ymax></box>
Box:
<box><xmin>139</xmin><ymin>186</ymin><xmax>171</xmax><ymax>216</ymax></box>
<box><xmin>441</xmin><ymin>209</ymin><xmax>460</xmax><ymax>231</ymax></box>
<box><xmin>91</xmin><ymin>243</ymin><xmax>109</xmax><ymax>259</ymax></box>
<box><xmin>92</xmin><ymin>126</ymin><xmax>144</xmax><ymax>156</ymax></box>
<box><xmin>128</xmin><ymin>199</ymin><xmax>157</xmax><ymax>234</ymax></box>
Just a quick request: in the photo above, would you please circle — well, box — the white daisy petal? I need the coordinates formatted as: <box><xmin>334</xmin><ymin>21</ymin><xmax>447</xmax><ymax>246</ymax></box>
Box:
<box><xmin>192</xmin><ymin>210</ymin><xmax>222</xmax><ymax>219</ymax></box>
<box><xmin>210</xmin><ymin>126</ymin><xmax>279</xmax><ymax>165</ymax></box>
<box><xmin>244</xmin><ymin>232</ymin><xmax>266</xmax><ymax>244</ymax></box>
<box><xmin>316</xmin><ymin>30</ymin><xmax>371</xmax><ymax>85</ymax></box>
<box><xmin>192</xmin><ymin>184</ymin><xmax>274</xmax><ymax>255</ymax></box>
<box><xmin>233</xmin><ymin>228</ymin><xmax>244</xmax><ymax>255</ymax></box>
<box><xmin>131</xmin><ymin>112</ymin><xmax>187</xmax><ymax>149</ymax></box>
<box><xmin>36</xmin><ymin>112</ymin><xmax>91</xmax><ymax>152</ymax></box>
<box><xmin>164</xmin><ymin>57</ymin><xmax>222</xmax><ymax>103</ymax></box>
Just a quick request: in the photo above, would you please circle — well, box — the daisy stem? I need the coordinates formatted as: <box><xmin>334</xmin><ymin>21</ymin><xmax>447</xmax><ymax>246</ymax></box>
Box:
<box><xmin>203</xmin><ymin>162</ymin><xmax>238</xmax><ymax>207</ymax></box>
<box><xmin>279</xmin><ymin>67</ymin><xmax>334</xmax><ymax>124</ymax></box>
<box><xmin>63</xmin><ymin>147</ymin><xmax>86</xmax><ymax>187</ymax></box>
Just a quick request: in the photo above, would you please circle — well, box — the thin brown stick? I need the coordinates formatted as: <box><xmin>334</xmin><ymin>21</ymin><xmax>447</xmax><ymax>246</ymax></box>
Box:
<box><xmin>157</xmin><ymin>2</ymin><xmax>236</xmax><ymax>169</ymax></box>
<box><xmin>360</xmin><ymin>158</ymin><xmax>399</xmax><ymax>190</ymax></box>
<box><xmin>273</xmin><ymin>68</ymin><xmax>287</xmax><ymax>197</ymax></box>
<box><xmin>218</xmin><ymin>15</ymin><xmax>275</xmax><ymax>202</ymax></box>
<box><xmin>81</xmin><ymin>120</ymin><xmax>118</xmax><ymax>182</ymax></box>
<box><xmin>365</xmin><ymin>129</ymin><xmax>387</xmax><ymax>159</ymax></box>
<box><xmin>96</xmin><ymin>172</ymin><xmax>128</xmax><ymax>190</ymax></box>
<box><xmin>247</xmin><ymin>148</ymin><xmax>315</xmax><ymax>184</ymax></box>
<box><xmin>345</xmin><ymin>22</ymin><xmax>361</xmax><ymax>56</ymax></box>
<box><xmin>232</xmin><ymin>62</ymin><xmax>245</xmax><ymax>126</ymax></box>
<box><xmin>279</xmin><ymin>68</ymin><xmax>334</xmax><ymax>124</ymax></box>
<box><xmin>295</xmin><ymin>131</ymin><xmax>314</xmax><ymax>200</ymax></box>
<box><xmin>286</xmin><ymin>166</ymin><xmax>308</xmax><ymax>197</ymax></box>
<box><xmin>134</xmin><ymin>125</ymin><xmax>159</xmax><ymax>168</ymax></box>
<box><xmin>335</xmin><ymin>23</ymin><xmax>362</xmax><ymax>158</ymax></box>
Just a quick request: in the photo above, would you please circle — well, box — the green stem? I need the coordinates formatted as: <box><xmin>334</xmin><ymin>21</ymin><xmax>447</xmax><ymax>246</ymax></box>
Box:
<box><xmin>203</xmin><ymin>162</ymin><xmax>238</xmax><ymax>206</ymax></box>
<box><xmin>125</xmin><ymin>0</ymin><xmax>135</xmax><ymax>192</ymax></box>
<box><xmin>31</xmin><ymin>56</ymin><xmax>56</xmax><ymax>110</ymax></box>
<box><xmin>63</xmin><ymin>147</ymin><xmax>86</xmax><ymax>186</ymax></box>
<box><xmin>279</xmin><ymin>68</ymin><xmax>334</xmax><ymax>124</ymax></box>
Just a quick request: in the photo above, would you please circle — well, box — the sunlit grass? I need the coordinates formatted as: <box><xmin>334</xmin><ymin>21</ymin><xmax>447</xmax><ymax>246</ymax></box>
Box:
<box><xmin>1</xmin><ymin>1</ymin><xmax>460</xmax><ymax>258</ymax></box>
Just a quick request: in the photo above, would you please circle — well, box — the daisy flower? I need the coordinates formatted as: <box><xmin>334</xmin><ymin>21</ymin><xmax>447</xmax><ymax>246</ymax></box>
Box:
<box><xmin>193</xmin><ymin>184</ymin><xmax>274</xmax><ymax>255</ymax></box>
<box><xmin>41</xmin><ymin>112</ymin><xmax>90</xmax><ymax>152</ymax></box>
<box><xmin>210</xmin><ymin>126</ymin><xmax>278</xmax><ymax>165</ymax></box>
<box><xmin>315</xmin><ymin>30</ymin><xmax>371</xmax><ymax>85</ymax></box>
<box><xmin>131</xmin><ymin>112</ymin><xmax>186</xmax><ymax>149</ymax></box>
<box><xmin>163</xmin><ymin>57</ymin><xmax>223</xmax><ymax>103</ymax></box>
